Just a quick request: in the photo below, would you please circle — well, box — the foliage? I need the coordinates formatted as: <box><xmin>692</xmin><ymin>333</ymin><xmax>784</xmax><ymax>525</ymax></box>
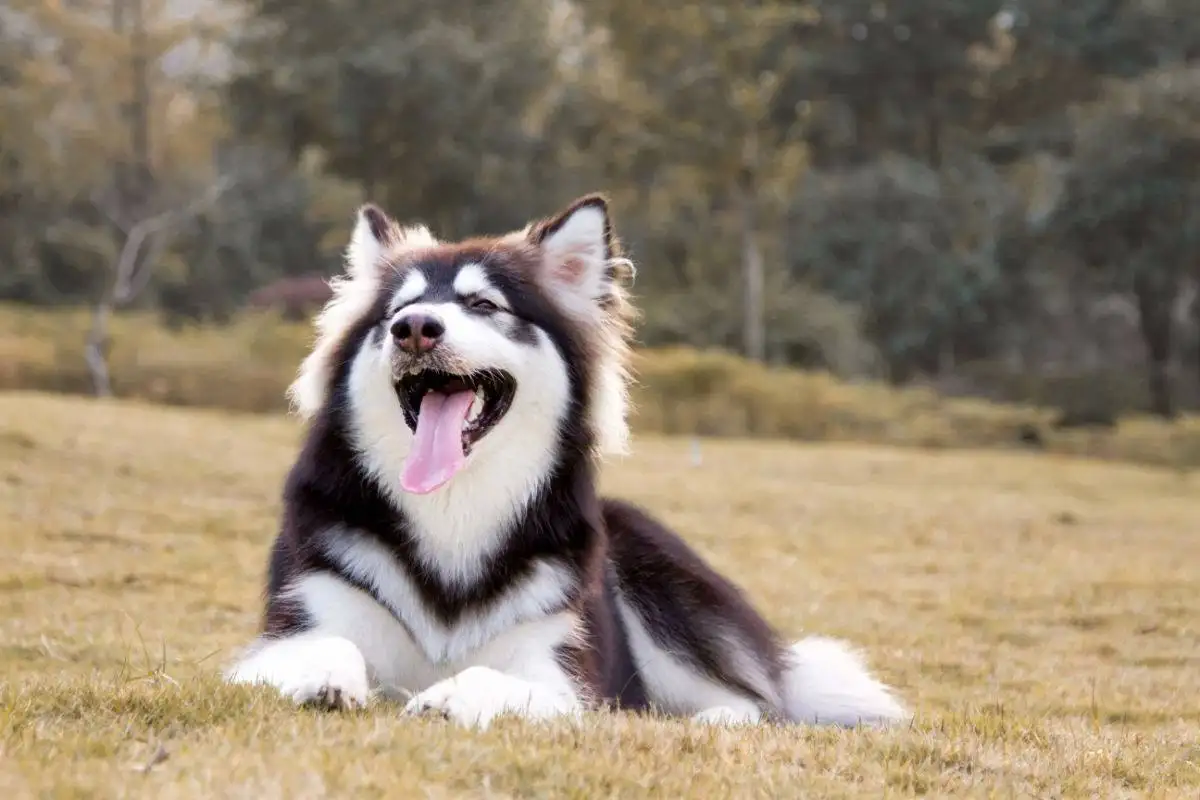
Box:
<box><xmin>226</xmin><ymin>0</ymin><xmax>597</xmax><ymax>238</ymax></box>
<box><xmin>1049</xmin><ymin>65</ymin><xmax>1200</xmax><ymax>416</ymax></box>
<box><xmin>1057</xmin><ymin>67</ymin><xmax>1200</xmax><ymax>286</ymax></box>
<box><xmin>153</xmin><ymin>145</ymin><xmax>359</xmax><ymax>323</ymax></box>
<box><xmin>0</xmin><ymin>0</ymin><xmax>228</xmax><ymax>312</ymax></box>
<box><xmin>2</xmin><ymin>0</ymin><xmax>1200</xmax><ymax>416</ymax></box>
<box><xmin>787</xmin><ymin>155</ymin><xmax>1016</xmax><ymax>380</ymax></box>
<box><xmin>789</xmin><ymin>0</ymin><xmax>1013</xmax><ymax>167</ymax></box>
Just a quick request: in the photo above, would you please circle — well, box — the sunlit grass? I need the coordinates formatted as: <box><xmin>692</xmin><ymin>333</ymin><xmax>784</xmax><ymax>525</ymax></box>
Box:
<box><xmin>1</xmin><ymin>392</ymin><xmax>1198</xmax><ymax>796</ymax></box>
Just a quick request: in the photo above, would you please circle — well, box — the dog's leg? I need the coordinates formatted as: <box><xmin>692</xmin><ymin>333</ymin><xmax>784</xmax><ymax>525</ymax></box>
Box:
<box><xmin>615</xmin><ymin>594</ymin><xmax>768</xmax><ymax>725</ymax></box>
<box><xmin>603</xmin><ymin>498</ymin><xmax>907</xmax><ymax>728</ymax></box>
<box><xmin>226</xmin><ymin>571</ymin><xmax>433</xmax><ymax>710</ymax></box>
<box><xmin>226</xmin><ymin>631</ymin><xmax>371</xmax><ymax>710</ymax></box>
<box><xmin>603</xmin><ymin>500</ymin><xmax>783</xmax><ymax>724</ymax></box>
<box><xmin>402</xmin><ymin>612</ymin><xmax>584</xmax><ymax>730</ymax></box>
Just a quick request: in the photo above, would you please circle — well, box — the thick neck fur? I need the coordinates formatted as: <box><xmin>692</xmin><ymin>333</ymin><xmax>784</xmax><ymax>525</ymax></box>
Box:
<box><xmin>281</xmin><ymin>319</ymin><xmax>605</xmax><ymax>624</ymax></box>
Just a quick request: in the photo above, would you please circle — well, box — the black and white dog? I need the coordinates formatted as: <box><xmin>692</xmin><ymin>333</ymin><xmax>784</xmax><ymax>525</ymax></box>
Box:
<box><xmin>226</xmin><ymin>195</ymin><xmax>907</xmax><ymax>730</ymax></box>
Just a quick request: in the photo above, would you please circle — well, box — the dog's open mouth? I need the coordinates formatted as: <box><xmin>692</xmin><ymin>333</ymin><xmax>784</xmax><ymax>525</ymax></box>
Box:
<box><xmin>394</xmin><ymin>368</ymin><xmax>516</xmax><ymax>494</ymax></box>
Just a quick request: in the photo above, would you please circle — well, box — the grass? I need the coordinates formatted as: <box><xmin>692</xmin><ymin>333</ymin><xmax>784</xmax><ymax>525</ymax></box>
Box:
<box><xmin>1</xmin><ymin>391</ymin><xmax>1198</xmax><ymax>797</ymax></box>
<box><xmin>4</xmin><ymin>303</ymin><xmax>1200</xmax><ymax>470</ymax></box>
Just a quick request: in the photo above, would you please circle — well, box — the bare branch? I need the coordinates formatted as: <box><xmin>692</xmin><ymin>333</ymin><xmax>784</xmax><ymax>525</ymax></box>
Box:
<box><xmin>126</xmin><ymin>231</ymin><xmax>170</xmax><ymax>300</ymax></box>
<box><xmin>111</xmin><ymin>177</ymin><xmax>233</xmax><ymax>304</ymax></box>
<box><xmin>90</xmin><ymin>185</ymin><xmax>133</xmax><ymax>233</ymax></box>
<box><xmin>85</xmin><ymin>176</ymin><xmax>234</xmax><ymax>397</ymax></box>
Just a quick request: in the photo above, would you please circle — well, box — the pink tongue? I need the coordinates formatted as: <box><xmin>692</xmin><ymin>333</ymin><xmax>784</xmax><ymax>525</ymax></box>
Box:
<box><xmin>400</xmin><ymin>391</ymin><xmax>475</xmax><ymax>494</ymax></box>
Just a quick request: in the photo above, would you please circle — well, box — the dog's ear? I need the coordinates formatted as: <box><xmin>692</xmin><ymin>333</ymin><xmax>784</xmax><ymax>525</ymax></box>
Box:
<box><xmin>528</xmin><ymin>193</ymin><xmax>630</xmax><ymax>318</ymax></box>
<box><xmin>347</xmin><ymin>203</ymin><xmax>401</xmax><ymax>280</ymax></box>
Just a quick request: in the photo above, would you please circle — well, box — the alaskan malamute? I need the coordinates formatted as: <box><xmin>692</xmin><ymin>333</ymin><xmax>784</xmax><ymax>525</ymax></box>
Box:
<box><xmin>226</xmin><ymin>195</ymin><xmax>907</xmax><ymax>729</ymax></box>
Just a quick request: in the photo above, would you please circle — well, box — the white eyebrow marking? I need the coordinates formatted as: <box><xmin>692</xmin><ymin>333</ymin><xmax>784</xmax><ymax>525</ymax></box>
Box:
<box><xmin>391</xmin><ymin>270</ymin><xmax>427</xmax><ymax>308</ymax></box>
<box><xmin>453</xmin><ymin>263</ymin><xmax>494</xmax><ymax>298</ymax></box>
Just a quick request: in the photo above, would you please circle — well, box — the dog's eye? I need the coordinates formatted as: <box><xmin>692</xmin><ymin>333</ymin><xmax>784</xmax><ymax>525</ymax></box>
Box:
<box><xmin>469</xmin><ymin>298</ymin><xmax>500</xmax><ymax>313</ymax></box>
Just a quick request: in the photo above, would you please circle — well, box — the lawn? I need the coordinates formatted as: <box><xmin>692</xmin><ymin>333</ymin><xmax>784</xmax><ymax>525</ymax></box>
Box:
<box><xmin>1</xmin><ymin>390</ymin><xmax>1198</xmax><ymax>797</ymax></box>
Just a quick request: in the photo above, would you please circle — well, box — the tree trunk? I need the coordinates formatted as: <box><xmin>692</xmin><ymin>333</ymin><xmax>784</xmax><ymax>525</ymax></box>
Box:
<box><xmin>1195</xmin><ymin>311</ymin><xmax>1200</xmax><ymax>401</ymax></box>
<box><xmin>130</xmin><ymin>0</ymin><xmax>152</xmax><ymax>201</ymax></box>
<box><xmin>86</xmin><ymin>299</ymin><xmax>114</xmax><ymax>398</ymax></box>
<box><xmin>83</xmin><ymin>179</ymin><xmax>232</xmax><ymax>400</ymax></box>
<box><xmin>923</xmin><ymin>72</ymin><xmax>942</xmax><ymax>169</ymax></box>
<box><xmin>1193</xmin><ymin>279</ymin><xmax>1200</xmax><ymax>397</ymax></box>
<box><xmin>1147</xmin><ymin>358</ymin><xmax>1173</xmax><ymax>419</ymax></box>
<box><xmin>926</xmin><ymin>107</ymin><xmax>942</xmax><ymax>170</ymax></box>
<box><xmin>1134</xmin><ymin>273</ymin><xmax>1176</xmax><ymax>419</ymax></box>
<box><xmin>111</xmin><ymin>0</ymin><xmax>129</xmax><ymax>221</ymax></box>
<box><xmin>735</xmin><ymin>168</ymin><xmax>765</xmax><ymax>362</ymax></box>
<box><xmin>937</xmin><ymin>340</ymin><xmax>955</xmax><ymax>376</ymax></box>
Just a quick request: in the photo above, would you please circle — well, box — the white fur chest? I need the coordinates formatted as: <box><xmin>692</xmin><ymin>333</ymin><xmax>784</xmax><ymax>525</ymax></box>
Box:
<box><xmin>319</xmin><ymin>528</ymin><xmax>573</xmax><ymax>665</ymax></box>
<box><xmin>345</xmin><ymin>338</ymin><xmax>567</xmax><ymax>586</ymax></box>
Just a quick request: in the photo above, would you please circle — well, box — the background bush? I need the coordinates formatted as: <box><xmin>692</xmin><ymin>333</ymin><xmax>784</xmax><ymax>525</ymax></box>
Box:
<box><xmin>3</xmin><ymin>305</ymin><xmax>1197</xmax><ymax>469</ymax></box>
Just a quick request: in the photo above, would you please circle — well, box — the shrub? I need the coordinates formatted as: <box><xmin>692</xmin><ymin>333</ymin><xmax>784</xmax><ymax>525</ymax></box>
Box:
<box><xmin>2</xmin><ymin>304</ymin><xmax>1198</xmax><ymax>469</ymax></box>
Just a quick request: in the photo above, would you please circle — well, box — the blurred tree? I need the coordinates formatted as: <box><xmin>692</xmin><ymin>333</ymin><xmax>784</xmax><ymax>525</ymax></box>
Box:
<box><xmin>3</xmin><ymin>0</ymin><xmax>230</xmax><ymax>392</ymax></box>
<box><xmin>227</xmin><ymin>0</ymin><xmax>597</xmax><ymax>239</ymax></box>
<box><xmin>6</xmin><ymin>0</ymin><xmax>226</xmax><ymax>210</ymax></box>
<box><xmin>1049</xmin><ymin>65</ymin><xmax>1200</xmax><ymax>418</ymax></box>
<box><xmin>0</xmin><ymin>11</ymin><xmax>45</xmax><ymax>302</ymax></box>
<box><xmin>2</xmin><ymin>0</ymin><xmax>1199</xmax><ymax>417</ymax></box>
<box><xmin>789</xmin><ymin>0</ymin><xmax>1014</xmax><ymax>168</ymax></box>
<box><xmin>156</xmin><ymin>144</ymin><xmax>359</xmax><ymax>324</ymax></box>
<box><xmin>787</xmin><ymin>154</ymin><xmax>1017</xmax><ymax>382</ymax></box>
<box><xmin>580</xmin><ymin>0</ymin><xmax>814</xmax><ymax>361</ymax></box>
<box><xmin>983</xmin><ymin>0</ymin><xmax>1200</xmax><ymax>159</ymax></box>
<box><xmin>1023</xmin><ymin>0</ymin><xmax>1200</xmax><ymax>79</ymax></box>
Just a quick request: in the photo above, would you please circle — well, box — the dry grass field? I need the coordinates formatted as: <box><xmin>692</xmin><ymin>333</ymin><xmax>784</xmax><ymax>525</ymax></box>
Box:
<box><xmin>1</xmin><ymin>390</ymin><xmax>1198</xmax><ymax>798</ymax></box>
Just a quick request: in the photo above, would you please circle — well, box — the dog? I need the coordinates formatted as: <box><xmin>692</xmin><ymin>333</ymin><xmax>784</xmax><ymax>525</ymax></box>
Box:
<box><xmin>225</xmin><ymin>194</ymin><xmax>908</xmax><ymax>730</ymax></box>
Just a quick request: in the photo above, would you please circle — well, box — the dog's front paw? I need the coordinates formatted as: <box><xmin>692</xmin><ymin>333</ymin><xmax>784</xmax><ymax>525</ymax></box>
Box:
<box><xmin>226</xmin><ymin>634</ymin><xmax>371</xmax><ymax>710</ymax></box>
<box><xmin>402</xmin><ymin>666</ymin><xmax>579</xmax><ymax>730</ymax></box>
<box><xmin>692</xmin><ymin>705</ymin><xmax>763</xmax><ymax>726</ymax></box>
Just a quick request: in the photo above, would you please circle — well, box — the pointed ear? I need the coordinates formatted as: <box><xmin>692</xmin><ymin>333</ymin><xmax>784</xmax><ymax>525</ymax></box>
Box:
<box><xmin>528</xmin><ymin>194</ymin><xmax>623</xmax><ymax>316</ymax></box>
<box><xmin>346</xmin><ymin>203</ymin><xmax>399</xmax><ymax>279</ymax></box>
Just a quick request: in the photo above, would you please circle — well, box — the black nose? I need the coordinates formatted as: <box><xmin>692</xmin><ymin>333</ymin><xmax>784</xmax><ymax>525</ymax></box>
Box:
<box><xmin>391</xmin><ymin>312</ymin><xmax>445</xmax><ymax>354</ymax></box>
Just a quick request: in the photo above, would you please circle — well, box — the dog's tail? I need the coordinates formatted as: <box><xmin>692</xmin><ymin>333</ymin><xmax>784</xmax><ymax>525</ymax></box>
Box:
<box><xmin>780</xmin><ymin>636</ymin><xmax>909</xmax><ymax>727</ymax></box>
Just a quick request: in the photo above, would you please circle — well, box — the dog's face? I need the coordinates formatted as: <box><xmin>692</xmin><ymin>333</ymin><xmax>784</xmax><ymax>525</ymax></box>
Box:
<box><xmin>296</xmin><ymin>196</ymin><xmax>635</xmax><ymax>497</ymax></box>
<box><xmin>365</xmin><ymin>238</ymin><xmax>575</xmax><ymax>496</ymax></box>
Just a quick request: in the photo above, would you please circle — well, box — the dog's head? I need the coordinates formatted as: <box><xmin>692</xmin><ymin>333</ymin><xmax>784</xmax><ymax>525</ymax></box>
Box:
<box><xmin>290</xmin><ymin>195</ymin><xmax>637</xmax><ymax>495</ymax></box>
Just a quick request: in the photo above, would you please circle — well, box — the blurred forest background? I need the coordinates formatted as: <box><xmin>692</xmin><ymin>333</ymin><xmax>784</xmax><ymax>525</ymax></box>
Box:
<box><xmin>2</xmin><ymin>0</ymin><xmax>1200</xmax><ymax>449</ymax></box>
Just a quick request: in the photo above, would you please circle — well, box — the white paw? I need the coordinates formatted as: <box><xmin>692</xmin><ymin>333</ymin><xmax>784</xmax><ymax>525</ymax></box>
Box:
<box><xmin>692</xmin><ymin>705</ymin><xmax>763</xmax><ymax>726</ymax></box>
<box><xmin>226</xmin><ymin>634</ymin><xmax>371</xmax><ymax>710</ymax></box>
<box><xmin>402</xmin><ymin>666</ymin><xmax>580</xmax><ymax>730</ymax></box>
